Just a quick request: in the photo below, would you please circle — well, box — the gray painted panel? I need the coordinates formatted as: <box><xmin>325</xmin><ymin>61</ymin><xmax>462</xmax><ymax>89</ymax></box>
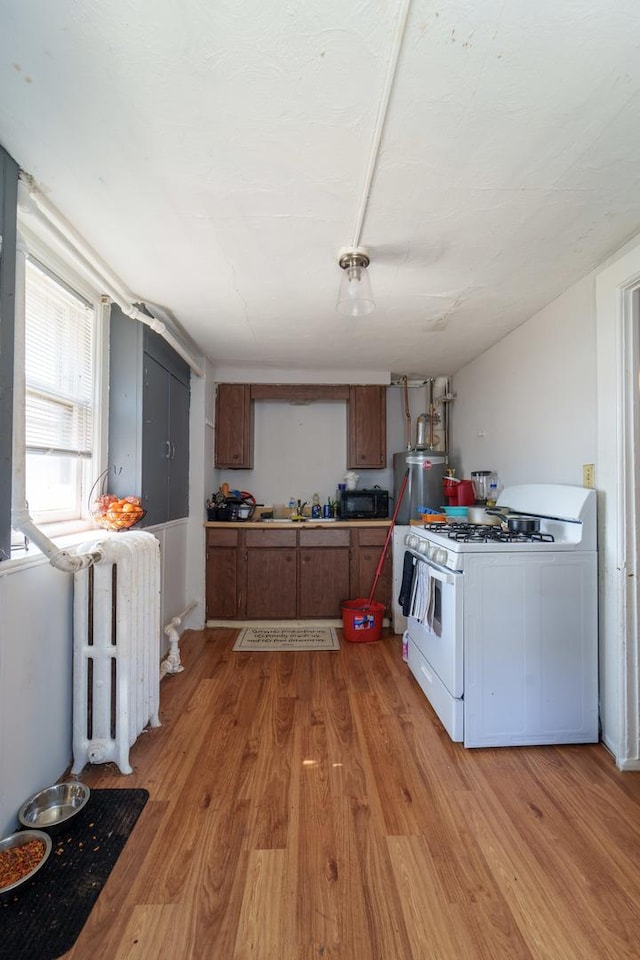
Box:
<box><xmin>0</xmin><ymin>146</ymin><xmax>18</xmax><ymax>561</ymax></box>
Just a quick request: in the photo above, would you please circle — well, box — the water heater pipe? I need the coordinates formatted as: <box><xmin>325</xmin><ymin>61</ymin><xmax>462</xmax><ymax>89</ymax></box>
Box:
<box><xmin>18</xmin><ymin>175</ymin><xmax>204</xmax><ymax>377</ymax></box>
<box><xmin>402</xmin><ymin>376</ymin><xmax>412</xmax><ymax>449</ymax></box>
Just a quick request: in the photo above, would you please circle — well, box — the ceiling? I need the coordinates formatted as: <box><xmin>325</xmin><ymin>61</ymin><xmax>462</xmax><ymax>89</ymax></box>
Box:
<box><xmin>1</xmin><ymin>0</ymin><xmax>640</xmax><ymax>379</ymax></box>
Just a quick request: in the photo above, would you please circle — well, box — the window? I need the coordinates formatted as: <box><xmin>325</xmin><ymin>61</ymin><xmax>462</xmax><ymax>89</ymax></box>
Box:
<box><xmin>22</xmin><ymin>256</ymin><xmax>101</xmax><ymax>528</ymax></box>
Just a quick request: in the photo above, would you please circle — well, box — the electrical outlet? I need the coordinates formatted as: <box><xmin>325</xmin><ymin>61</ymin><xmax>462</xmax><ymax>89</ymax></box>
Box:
<box><xmin>583</xmin><ymin>464</ymin><xmax>595</xmax><ymax>489</ymax></box>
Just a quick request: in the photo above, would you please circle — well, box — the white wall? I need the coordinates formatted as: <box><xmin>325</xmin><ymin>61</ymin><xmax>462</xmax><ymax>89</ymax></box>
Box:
<box><xmin>213</xmin><ymin>399</ymin><xmax>394</xmax><ymax>511</ymax></box>
<box><xmin>0</xmin><ymin>521</ymin><xmax>192</xmax><ymax>836</ymax></box>
<box><xmin>184</xmin><ymin>356</ymin><xmax>213</xmax><ymax>631</ymax></box>
<box><xmin>207</xmin><ymin>373</ymin><xmax>442</xmax><ymax>512</ymax></box>
<box><xmin>448</xmin><ymin>265</ymin><xmax>637</xmax><ymax>754</ymax></box>
<box><xmin>594</xmin><ymin>230</ymin><xmax>640</xmax><ymax>768</ymax></box>
<box><xmin>450</xmin><ymin>274</ymin><xmax>597</xmax><ymax>487</ymax></box>
<box><xmin>0</xmin><ymin>558</ymin><xmax>74</xmax><ymax>836</ymax></box>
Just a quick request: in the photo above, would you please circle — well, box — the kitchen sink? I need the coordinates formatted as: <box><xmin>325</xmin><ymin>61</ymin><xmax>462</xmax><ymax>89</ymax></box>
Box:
<box><xmin>260</xmin><ymin>517</ymin><xmax>336</xmax><ymax>523</ymax></box>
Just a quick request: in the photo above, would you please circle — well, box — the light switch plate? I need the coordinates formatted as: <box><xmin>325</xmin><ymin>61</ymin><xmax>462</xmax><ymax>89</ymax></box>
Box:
<box><xmin>583</xmin><ymin>464</ymin><xmax>595</xmax><ymax>489</ymax></box>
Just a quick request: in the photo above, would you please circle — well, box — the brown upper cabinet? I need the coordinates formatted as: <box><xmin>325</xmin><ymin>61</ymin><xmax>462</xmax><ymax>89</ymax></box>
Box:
<box><xmin>214</xmin><ymin>382</ymin><xmax>386</xmax><ymax>470</ymax></box>
<box><xmin>215</xmin><ymin>383</ymin><xmax>254</xmax><ymax>469</ymax></box>
<box><xmin>347</xmin><ymin>385</ymin><xmax>387</xmax><ymax>469</ymax></box>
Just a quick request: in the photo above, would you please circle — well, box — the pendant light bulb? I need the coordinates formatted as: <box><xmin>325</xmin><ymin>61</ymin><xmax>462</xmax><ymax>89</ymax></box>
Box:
<box><xmin>336</xmin><ymin>247</ymin><xmax>375</xmax><ymax>317</ymax></box>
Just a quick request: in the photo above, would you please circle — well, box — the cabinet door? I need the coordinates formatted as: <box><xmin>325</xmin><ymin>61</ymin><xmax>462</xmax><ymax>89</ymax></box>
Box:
<box><xmin>109</xmin><ymin>307</ymin><xmax>190</xmax><ymax>527</ymax></box>
<box><xmin>245</xmin><ymin>529</ymin><xmax>297</xmax><ymax>619</ymax></box>
<box><xmin>347</xmin><ymin>385</ymin><xmax>386</xmax><ymax>469</ymax></box>
<box><xmin>215</xmin><ymin>383</ymin><xmax>254</xmax><ymax>468</ymax></box>
<box><xmin>299</xmin><ymin>528</ymin><xmax>350</xmax><ymax>618</ymax></box>
<box><xmin>245</xmin><ymin>549</ymin><xmax>297</xmax><ymax>619</ymax></box>
<box><xmin>350</xmin><ymin>527</ymin><xmax>392</xmax><ymax>613</ymax></box>
<box><xmin>108</xmin><ymin>305</ymin><xmax>144</xmax><ymax>503</ymax></box>
<box><xmin>141</xmin><ymin>354</ymin><xmax>171</xmax><ymax>526</ymax></box>
<box><xmin>168</xmin><ymin>375</ymin><xmax>190</xmax><ymax>521</ymax></box>
<box><xmin>206</xmin><ymin>529</ymin><xmax>241</xmax><ymax>620</ymax></box>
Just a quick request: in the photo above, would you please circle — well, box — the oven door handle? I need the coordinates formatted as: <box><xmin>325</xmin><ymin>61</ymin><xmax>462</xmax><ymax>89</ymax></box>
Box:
<box><xmin>416</xmin><ymin>558</ymin><xmax>456</xmax><ymax>587</ymax></box>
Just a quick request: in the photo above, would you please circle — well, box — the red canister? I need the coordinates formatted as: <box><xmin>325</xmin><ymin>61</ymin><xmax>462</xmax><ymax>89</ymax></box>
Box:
<box><xmin>443</xmin><ymin>477</ymin><xmax>458</xmax><ymax>505</ymax></box>
<box><xmin>456</xmin><ymin>480</ymin><xmax>476</xmax><ymax>506</ymax></box>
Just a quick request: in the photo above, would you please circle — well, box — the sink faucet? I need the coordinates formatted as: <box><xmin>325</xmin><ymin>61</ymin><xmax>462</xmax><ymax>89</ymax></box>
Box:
<box><xmin>297</xmin><ymin>499</ymin><xmax>307</xmax><ymax>517</ymax></box>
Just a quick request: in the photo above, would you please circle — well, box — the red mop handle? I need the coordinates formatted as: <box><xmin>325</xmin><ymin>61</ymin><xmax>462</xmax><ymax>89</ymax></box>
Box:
<box><xmin>367</xmin><ymin>468</ymin><xmax>409</xmax><ymax>606</ymax></box>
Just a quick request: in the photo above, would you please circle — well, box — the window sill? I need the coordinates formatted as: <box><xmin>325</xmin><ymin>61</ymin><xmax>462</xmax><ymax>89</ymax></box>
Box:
<box><xmin>5</xmin><ymin>521</ymin><xmax>103</xmax><ymax>573</ymax></box>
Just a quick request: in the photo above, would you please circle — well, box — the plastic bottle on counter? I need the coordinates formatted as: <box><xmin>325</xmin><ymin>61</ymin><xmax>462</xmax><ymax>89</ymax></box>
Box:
<box><xmin>289</xmin><ymin>497</ymin><xmax>297</xmax><ymax>519</ymax></box>
<box><xmin>486</xmin><ymin>480</ymin><xmax>501</xmax><ymax>508</ymax></box>
<box><xmin>311</xmin><ymin>493</ymin><xmax>321</xmax><ymax>519</ymax></box>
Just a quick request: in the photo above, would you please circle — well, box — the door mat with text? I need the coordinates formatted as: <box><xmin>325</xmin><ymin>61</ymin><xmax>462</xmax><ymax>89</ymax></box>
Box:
<box><xmin>233</xmin><ymin>626</ymin><xmax>340</xmax><ymax>651</ymax></box>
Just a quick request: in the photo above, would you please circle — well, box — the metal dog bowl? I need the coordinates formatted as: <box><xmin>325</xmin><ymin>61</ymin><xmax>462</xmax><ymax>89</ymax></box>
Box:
<box><xmin>0</xmin><ymin>829</ymin><xmax>52</xmax><ymax>894</ymax></box>
<box><xmin>18</xmin><ymin>781</ymin><xmax>90</xmax><ymax>832</ymax></box>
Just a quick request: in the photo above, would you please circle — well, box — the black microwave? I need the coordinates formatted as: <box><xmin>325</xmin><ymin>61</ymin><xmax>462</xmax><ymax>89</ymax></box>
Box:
<box><xmin>339</xmin><ymin>489</ymin><xmax>389</xmax><ymax>520</ymax></box>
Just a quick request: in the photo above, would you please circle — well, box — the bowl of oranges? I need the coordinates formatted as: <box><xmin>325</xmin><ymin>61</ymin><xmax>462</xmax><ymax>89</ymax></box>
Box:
<box><xmin>91</xmin><ymin>494</ymin><xmax>146</xmax><ymax>531</ymax></box>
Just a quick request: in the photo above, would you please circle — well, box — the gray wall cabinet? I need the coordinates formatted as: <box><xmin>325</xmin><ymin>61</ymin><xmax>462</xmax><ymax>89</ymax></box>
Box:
<box><xmin>108</xmin><ymin>306</ymin><xmax>190</xmax><ymax>526</ymax></box>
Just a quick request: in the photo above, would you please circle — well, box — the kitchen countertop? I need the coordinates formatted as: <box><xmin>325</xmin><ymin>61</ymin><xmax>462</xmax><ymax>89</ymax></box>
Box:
<box><xmin>204</xmin><ymin>519</ymin><xmax>392</xmax><ymax>529</ymax></box>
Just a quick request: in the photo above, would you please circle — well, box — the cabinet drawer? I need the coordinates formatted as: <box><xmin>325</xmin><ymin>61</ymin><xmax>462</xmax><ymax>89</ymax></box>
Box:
<box><xmin>245</xmin><ymin>529</ymin><xmax>297</xmax><ymax>547</ymax></box>
<box><xmin>407</xmin><ymin>638</ymin><xmax>463</xmax><ymax>742</ymax></box>
<box><xmin>207</xmin><ymin>528</ymin><xmax>239</xmax><ymax>547</ymax></box>
<box><xmin>299</xmin><ymin>528</ymin><xmax>350</xmax><ymax>547</ymax></box>
<box><xmin>355</xmin><ymin>527</ymin><xmax>389</xmax><ymax>546</ymax></box>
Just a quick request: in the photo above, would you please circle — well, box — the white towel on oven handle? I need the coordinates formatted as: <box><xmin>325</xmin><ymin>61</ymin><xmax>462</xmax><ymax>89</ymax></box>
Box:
<box><xmin>410</xmin><ymin>562</ymin><xmax>432</xmax><ymax>625</ymax></box>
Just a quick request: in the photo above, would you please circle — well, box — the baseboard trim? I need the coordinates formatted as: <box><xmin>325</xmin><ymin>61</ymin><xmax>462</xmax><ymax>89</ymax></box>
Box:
<box><xmin>206</xmin><ymin>617</ymin><xmax>391</xmax><ymax>629</ymax></box>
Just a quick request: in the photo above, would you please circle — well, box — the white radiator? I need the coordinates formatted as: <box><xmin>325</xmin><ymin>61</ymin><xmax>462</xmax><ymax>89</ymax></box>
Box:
<box><xmin>71</xmin><ymin>531</ymin><xmax>161</xmax><ymax>775</ymax></box>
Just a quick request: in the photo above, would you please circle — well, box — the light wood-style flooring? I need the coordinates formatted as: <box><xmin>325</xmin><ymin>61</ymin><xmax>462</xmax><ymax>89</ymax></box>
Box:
<box><xmin>64</xmin><ymin>628</ymin><xmax>640</xmax><ymax>959</ymax></box>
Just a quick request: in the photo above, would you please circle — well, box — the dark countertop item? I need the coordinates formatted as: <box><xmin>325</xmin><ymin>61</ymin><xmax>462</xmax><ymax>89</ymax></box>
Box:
<box><xmin>204</xmin><ymin>519</ymin><xmax>392</xmax><ymax>529</ymax></box>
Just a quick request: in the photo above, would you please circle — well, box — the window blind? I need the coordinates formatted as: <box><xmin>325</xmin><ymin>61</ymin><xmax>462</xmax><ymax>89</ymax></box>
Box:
<box><xmin>24</xmin><ymin>258</ymin><xmax>94</xmax><ymax>458</ymax></box>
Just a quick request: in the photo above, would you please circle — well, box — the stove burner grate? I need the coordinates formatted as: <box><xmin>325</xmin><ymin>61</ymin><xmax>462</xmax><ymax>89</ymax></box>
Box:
<box><xmin>445</xmin><ymin>524</ymin><xmax>555</xmax><ymax>544</ymax></box>
<box><xmin>423</xmin><ymin>521</ymin><xmax>469</xmax><ymax>533</ymax></box>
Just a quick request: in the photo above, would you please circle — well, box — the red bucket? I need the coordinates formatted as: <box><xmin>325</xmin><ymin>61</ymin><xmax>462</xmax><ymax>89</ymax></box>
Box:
<box><xmin>340</xmin><ymin>599</ymin><xmax>384</xmax><ymax>643</ymax></box>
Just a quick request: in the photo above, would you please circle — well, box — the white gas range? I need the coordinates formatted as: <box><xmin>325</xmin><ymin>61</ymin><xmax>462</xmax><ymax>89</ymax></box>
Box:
<box><xmin>401</xmin><ymin>483</ymin><xmax>598</xmax><ymax>748</ymax></box>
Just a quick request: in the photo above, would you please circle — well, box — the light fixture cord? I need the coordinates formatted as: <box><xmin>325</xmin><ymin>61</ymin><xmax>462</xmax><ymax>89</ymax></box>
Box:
<box><xmin>351</xmin><ymin>0</ymin><xmax>413</xmax><ymax>250</ymax></box>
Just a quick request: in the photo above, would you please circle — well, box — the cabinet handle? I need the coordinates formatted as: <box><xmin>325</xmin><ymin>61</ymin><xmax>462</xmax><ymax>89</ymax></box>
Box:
<box><xmin>164</xmin><ymin>440</ymin><xmax>172</xmax><ymax>459</ymax></box>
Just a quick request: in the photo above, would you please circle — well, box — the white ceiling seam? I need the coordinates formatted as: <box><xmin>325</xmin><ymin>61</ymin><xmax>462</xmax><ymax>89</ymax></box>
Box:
<box><xmin>18</xmin><ymin>174</ymin><xmax>204</xmax><ymax>377</ymax></box>
<box><xmin>350</xmin><ymin>0</ymin><xmax>413</xmax><ymax>250</ymax></box>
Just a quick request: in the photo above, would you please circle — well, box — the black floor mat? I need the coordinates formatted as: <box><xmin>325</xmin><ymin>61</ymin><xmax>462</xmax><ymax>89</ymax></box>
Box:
<box><xmin>0</xmin><ymin>787</ymin><xmax>149</xmax><ymax>960</ymax></box>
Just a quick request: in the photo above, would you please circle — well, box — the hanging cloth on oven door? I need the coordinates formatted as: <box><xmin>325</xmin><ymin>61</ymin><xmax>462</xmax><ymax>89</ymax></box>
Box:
<box><xmin>410</xmin><ymin>561</ymin><xmax>441</xmax><ymax>636</ymax></box>
<box><xmin>399</xmin><ymin>551</ymin><xmax>417</xmax><ymax>616</ymax></box>
<box><xmin>410</xmin><ymin>562</ymin><xmax>431</xmax><ymax>624</ymax></box>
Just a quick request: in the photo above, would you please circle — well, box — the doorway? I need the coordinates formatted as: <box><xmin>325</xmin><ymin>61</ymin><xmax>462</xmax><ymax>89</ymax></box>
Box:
<box><xmin>596</xmin><ymin>242</ymin><xmax>640</xmax><ymax>769</ymax></box>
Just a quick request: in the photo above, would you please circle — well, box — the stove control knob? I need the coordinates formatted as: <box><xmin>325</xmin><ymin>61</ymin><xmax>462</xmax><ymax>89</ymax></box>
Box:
<box><xmin>405</xmin><ymin>533</ymin><xmax>419</xmax><ymax>548</ymax></box>
<box><xmin>417</xmin><ymin>540</ymin><xmax>429</xmax><ymax>554</ymax></box>
<box><xmin>434</xmin><ymin>548</ymin><xmax>448</xmax><ymax>565</ymax></box>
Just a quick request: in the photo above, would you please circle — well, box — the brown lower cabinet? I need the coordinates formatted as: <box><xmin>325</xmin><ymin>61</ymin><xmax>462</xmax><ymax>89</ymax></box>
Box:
<box><xmin>349</xmin><ymin>526</ymin><xmax>392</xmax><ymax>606</ymax></box>
<box><xmin>205</xmin><ymin>524</ymin><xmax>391</xmax><ymax>621</ymax></box>
<box><xmin>205</xmin><ymin>528</ymin><xmax>241</xmax><ymax>619</ymax></box>
<box><xmin>299</xmin><ymin>528</ymin><xmax>351</xmax><ymax>618</ymax></box>
<box><xmin>245</xmin><ymin>529</ymin><xmax>297</xmax><ymax>619</ymax></box>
